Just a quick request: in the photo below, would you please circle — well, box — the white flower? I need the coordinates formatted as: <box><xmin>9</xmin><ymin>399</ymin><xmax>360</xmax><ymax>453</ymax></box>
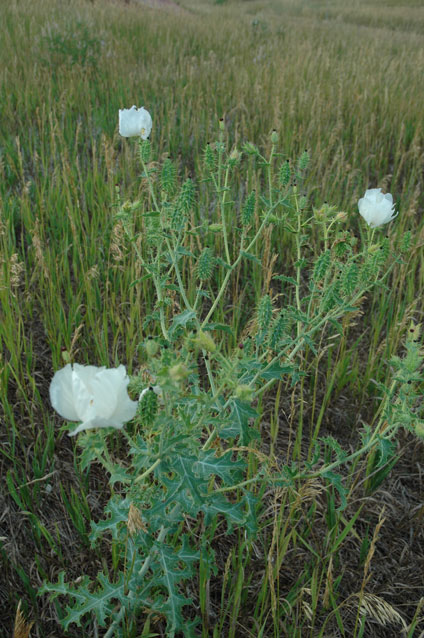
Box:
<box><xmin>119</xmin><ymin>106</ymin><xmax>152</xmax><ymax>139</ymax></box>
<box><xmin>50</xmin><ymin>363</ymin><xmax>138</xmax><ymax>436</ymax></box>
<box><xmin>358</xmin><ymin>188</ymin><xmax>398</xmax><ymax>228</ymax></box>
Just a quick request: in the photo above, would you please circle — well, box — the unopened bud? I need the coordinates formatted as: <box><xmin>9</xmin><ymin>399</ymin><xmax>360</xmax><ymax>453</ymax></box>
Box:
<box><xmin>336</xmin><ymin>211</ymin><xmax>348</xmax><ymax>222</ymax></box>
<box><xmin>219</xmin><ymin>118</ymin><xmax>225</xmax><ymax>131</ymax></box>
<box><xmin>271</xmin><ymin>129</ymin><xmax>278</xmax><ymax>144</ymax></box>
<box><xmin>208</xmin><ymin>223</ymin><xmax>223</xmax><ymax>232</ymax></box>
<box><xmin>234</xmin><ymin>384</ymin><xmax>255</xmax><ymax>401</ymax></box>
<box><xmin>169</xmin><ymin>363</ymin><xmax>189</xmax><ymax>382</ymax></box>
<box><xmin>229</xmin><ymin>148</ymin><xmax>241</xmax><ymax>164</ymax></box>
<box><xmin>193</xmin><ymin>330</ymin><xmax>216</xmax><ymax>353</ymax></box>
<box><xmin>242</xmin><ymin>141</ymin><xmax>259</xmax><ymax>155</ymax></box>
<box><xmin>367</xmin><ymin>244</ymin><xmax>380</xmax><ymax>255</ymax></box>
<box><xmin>145</xmin><ymin>338</ymin><xmax>159</xmax><ymax>357</ymax></box>
<box><xmin>61</xmin><ymin>349</ymin><xmax>71</xmax><ymax>364</ymax></box>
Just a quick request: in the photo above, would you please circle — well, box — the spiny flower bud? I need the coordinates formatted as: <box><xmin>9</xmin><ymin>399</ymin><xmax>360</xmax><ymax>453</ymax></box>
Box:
<box><xmin>193</xmin><ymin>330</ymin><xmax>216</xmax><ymax>353</ymax></box>
<box><xmin>229</xmin><ymin>148</ymin><xmax>241</xmax><ymax>166</ymax></box>
<box><xmin>139</xmin><ymin>139</ymin><xmax>151</xmax><ymax>163</ymax></box>
<box><xmin>219</xmin><ymin>117</ymin><xmax>225</xmax><ymax>131</ymax></box>
<box><xmin>196</xmin><ymin>247</ymin><xmax>215</xmax><ymax>281</ymax></box>
<box><xmin>298</xmin><ymin>149</ymin><xmax>310</xmax><ymax>172</ymax></box>
<box><xmin>61</xmin><ymin>348</ymin><xmax>71</xmax><ymax>364</ymax></box>
<box><xmin>144</xmin><ymin>337</ymin><xmax>159</xmax><ymax>358</ymax></box>
<box><xmin>415</xmin><ymin>423</ymin><xmax>424</xmax><ymax>439</ymax></box>
<box><xmin>234</xmin><ymin>384</ymin><xmax>255</xmax><ymax>401</ymax></box>
<box><xmin>298</xmin><ymin>195</ymin><xmax>307</xmax><ymax>210</ymax></box>
<box><xmin>269</xmin><ymin>313</ymin><xmax>286</xmax><ymax>349</ymax></box>
<box><xmin>203</xmin><ymin>143</ymin><xmax>216</xmax><ymax>172</ymax></box>
<box><xmin>271</xmin><ymin>129</ymin><xmax>278</xmax><ymax>144</ymax></box>
<box><xmin>242</xmin><ymin>141</ymin><xmax>259</xmax><ymax>155</ymax></box>
<box><xmin>336</xmin><ymin>211</ymin><xmax>348</xmax><ymax>222</ymax></box>
<box><xmin>257</xmin><ymin>294</ymin><xmax>272</xmax><ymax>332</ymax></box>
<box><xmin>208</xmin><ymin>223</ymin><xmax>223</xmax><ymax>232</ymax></box>
<box><xmin>241</xmin><ymin>191</ymin><xmax>256</xmax><ymax>226</ymax></box>
<box><xmin>161</xmin><ymin>158</ymin><xmax>177</xmax><ymax>196</ymax></box>
<box><xmin>169</xmin><ymin>363</ymin><xmax>189</xmax><ymax>382</ymax></box>
<box><xmin>340</xmin><ymin>263</ymin><xmax>358</xmax><ymax>297</ymax></box>
<box><xmin>407</xmin><ymin>322</ymin><xmax>421</xmax><ymax>342</ymax></box>
<box><xmin>178</xmin><ymin>179</ymin><xmax>195</xmax><ymax>215</ymax></box>
<box><xmin>279</xmin><ymin>160</ymin><xmax>291</xmax><ymax>186</ymax></box>
<box><xmin>313</xmin><ymin>250</ymin><xmax>331</xmax><ymax>282</ymax></box>
<box><xmin>138</xmin><ymin>386</ymin><xmax>159</xmax><ymax>426</ymax></box>
<box><xmin>400</xmin><ymin>231</ymin><xmax>411</xmax><ymax>254</ymax></box>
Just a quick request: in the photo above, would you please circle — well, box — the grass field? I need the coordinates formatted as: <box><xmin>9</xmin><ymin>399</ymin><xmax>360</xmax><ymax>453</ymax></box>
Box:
<box><xmin>1</xmin><ymin>0</ymin><xmax>424</xmax><ymax>636</ymax></box>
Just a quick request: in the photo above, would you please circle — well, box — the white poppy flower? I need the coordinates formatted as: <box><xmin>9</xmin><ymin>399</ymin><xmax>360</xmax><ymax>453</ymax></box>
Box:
<box><xmin>119</xmin><ymin>106</ymin><xmax>152</xmax><ymax>139</ymax></box>
<box><xmin>358</xmin><ymin>188</ymin><xmax>398</xmax><ymax>228</ymax></box>
<box><xmin>50</xmin><ymin>363</ymin><xmax>138</xmax><ymax>437</ymax></box>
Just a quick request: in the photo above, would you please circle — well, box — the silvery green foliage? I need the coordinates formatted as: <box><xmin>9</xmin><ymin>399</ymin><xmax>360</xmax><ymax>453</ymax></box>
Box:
<box><xmin>40</xmin><ymin>125</ymin><xmax>414</xmax><ymax>637</ymax></box>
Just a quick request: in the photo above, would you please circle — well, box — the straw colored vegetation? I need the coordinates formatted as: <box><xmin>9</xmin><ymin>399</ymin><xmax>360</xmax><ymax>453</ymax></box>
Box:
<box><xmin>1</xmin><ymin>0</ymin><xmax>424</xmax><ymax>635</ymax></box>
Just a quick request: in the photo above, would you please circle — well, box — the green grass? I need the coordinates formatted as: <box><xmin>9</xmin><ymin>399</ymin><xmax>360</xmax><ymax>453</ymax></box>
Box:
<box><xmin>1</xmin><ymin>0</ymin><xmax>424</xmax><ymax>635</ymax></box>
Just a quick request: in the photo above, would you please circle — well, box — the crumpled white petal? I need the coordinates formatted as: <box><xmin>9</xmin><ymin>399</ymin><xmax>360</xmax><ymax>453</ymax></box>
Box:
<box><xmin>119</xmin><ymin>106</ymin><xmax>152</xmax><ymax>139</ymax></box>
<box><xmin>50</xmin><ymin>363</ymin><xmax>138</xmax><ymax>436</ymax></box>
<box><xmin>49</xmin><ymin>364</ymin><xmax>80</xmax><ymax>421</ymax></box>
<box><xmin>358</xmin><ymin>188</ymin><xmax>398</xmax><ymax>228</ymax></box>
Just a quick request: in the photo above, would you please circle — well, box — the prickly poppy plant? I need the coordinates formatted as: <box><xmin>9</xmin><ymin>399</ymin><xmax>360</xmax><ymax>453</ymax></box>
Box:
<box><xmin>39</xmin><ymin>113</ymin><xmax>424</xmax><ymax>637</ymax></box>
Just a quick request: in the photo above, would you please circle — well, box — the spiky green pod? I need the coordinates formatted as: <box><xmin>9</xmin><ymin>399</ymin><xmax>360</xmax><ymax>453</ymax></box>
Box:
<box><xmin>203</xmin><ymin>143</ymin><xmax>216</xmax><ymax>172</ymax></box>
<box><xmin>196</xmin><ymin>247</ymin><xmax>215</xmax><ymax>281</ymax></box>
<box><xmin>138</xmin><ymin>388</ymin><xmax>158</xmax><ymax>426</ymax></box>
<box><xmin>333</xmin><ymin>235</ymin><xmax>350</xmax><ymax>258</ymax></box>
<box><xmin>340</xmin><ymin>263</ymin><xmax>358</xmax><ymax>297</ymax></box>
<box><xmin>241</xmin><ymin>191</ymin><xmax>256</xmax><ymax>226</ymax></box>
<box><xmin>360</xmin><ymin>258</ymin><xmax>374</xmax><ymax>284</ymax></box>
<box><xmin>298</xmin><ymin>195</ymin><xmax>307</xmax><ymax>210</ymax></box>
<box><xmin>193</xmin><ymin>330</ymin><xmax>216</xmax><ymax>353</ymax></box>
<box><xmin>242</xmin><ymin>141</ymin><xmax>259</xmax><ymax>155</ymax></box>
<box><xmin>269</xmin><ymin>312</ymin><xmax>287</xmax><ymax>349</ymax></box>
<box><xmin>145</xmin><ymin>338</ymin><xmax>159</xmax><ymax>358</ymax></box>
<box><xmin>400</xmin><ymin>231</ymin><xmax>411</xmax><ymax>254</ymax></box>
<box><xmin>257</xmin><ymin>294</ymin><xmax>273</xmax><ymax>332</ymax></box>
<box><xmin>298</xmin><ymin>150</ymin><xmax>310</xmax><ymax>172</ymax></box>
<box><xmin>376</xmin><ymin>238</ymin><xmax>390</xmax><ymax>264</ymax></box>
<box><xmin>170</xmin><ymin>203</ymin><xmax>185</xmax><ymax>231</ymax></box>
<box><xmin>178</xmin><ymin>179</ymin><xmax>195</xmax><ymax>215</ymax></box>
<box><xmin>279</xmin><ymin>160</ymin><xmax>291</xmax><ymax>187</ymax></box>
<box><xmin>139</xmin><ymin>139</ymin><xmax>151</xmax><ymax>163</ymax></box>
<box><xmin>313</xmin><ymin>250</ymin><xmax>331</xmax><ymax>283</ymax></box>
<box><xmin>161</xmin><ymin>159</ymin><xmax>177</xmax><ymax>196</ymax></box>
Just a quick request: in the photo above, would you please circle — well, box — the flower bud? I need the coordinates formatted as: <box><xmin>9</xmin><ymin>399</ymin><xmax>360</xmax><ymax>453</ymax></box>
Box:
<box><xmin>169</xmin><ymin>363</ymin><xmax>189</xmax><ymax>382</ymax></box>
<box><xmin>367</xmin><ymin>244</ymin><xmax>380</xmax><ymax>255</ymax></box>
<box><xmin>219</xmin><ymin>118</ymin><xmax>225</xmax><ymax>131</ymax></box>
<box><xmin>271</xmin><ymin>129</ymin><xmax>278</xmax><ymax>144</ymax></box>
<box><xmin>242</xmin><ymin>142</ymin><xmax>259</xmax><ymax>155</ymax></box>
<box><xmin>234</xmin><ymin>384</ymin><xmax>255</xmax><ymax>401</ymax></box>
<box><xmin>61</xmin><ymin>348</ymin><xmax>71</xmax><ymax>364</ymax></box>
<box><xmin>208</xmin><ymin>223</ymin><xmax>223</xmax><ymax>232</ymax></box>
<box><xmin>229</xmin><ymin>148</ymin><xmax>241</xmax><ymax>166</ymax></box>
<box><xmin>145</xmin><ymin>338</ymin><xmax>159</xmax><ymax>357</ymax></box>
<box><xmin>415</xmin><ymin>423</ymin><xmax>424</xmax><ymax>439</ymax></box>
<box><xmin>336</xmin><ymin>211</ymin><xmax>348</xmax><ymax>222</ymax></box>
<box><xmin>138</xmin><ymin>386</ymin><xmax>159</xmax><ymax>426</ymax></box>
<box><xmin>193</xmin><ymin>330</ymin><xmax>216</xmax><ymax>353</ymax></box>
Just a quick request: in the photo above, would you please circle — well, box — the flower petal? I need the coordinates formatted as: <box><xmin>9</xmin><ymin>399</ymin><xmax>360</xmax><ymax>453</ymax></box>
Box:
<box><xmin>50</xmin><ymin>365</ymin><xmax>80</xmax><ymax>421</ymax></box>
